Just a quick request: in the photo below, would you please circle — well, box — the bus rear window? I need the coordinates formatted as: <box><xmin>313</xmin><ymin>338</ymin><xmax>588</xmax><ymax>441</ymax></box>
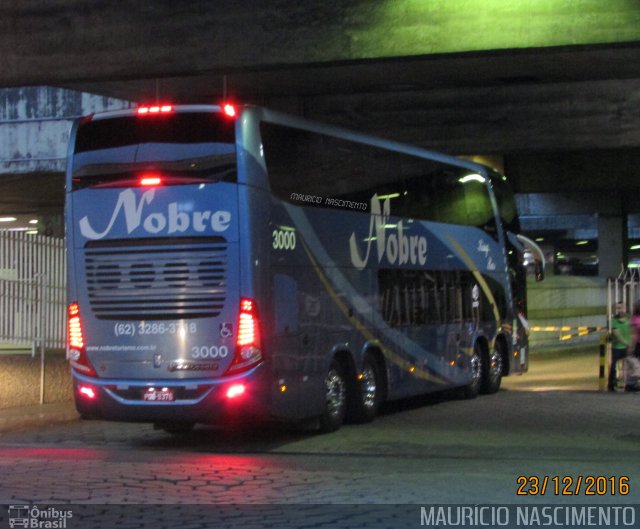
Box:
<box><xmin>72</xmin><ymin>112</ymin><xmax>237</xmax><ymax>189</ymax></box>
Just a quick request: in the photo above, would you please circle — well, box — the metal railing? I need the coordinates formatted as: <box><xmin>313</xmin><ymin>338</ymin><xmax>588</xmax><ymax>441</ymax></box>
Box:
<box><xmin>607</xmin><ymin>266</ymin><xmax>640</xmax><ymax>331</ymax></box>
<box><xmin>604</xmin><ymin>266</ymin><xmax>640</xmax><ymax>391</ymax></box>
<box><xmin>0</xmin><ymin>231</ymin><xmax>65</xmax><ymax>354</ymax></box>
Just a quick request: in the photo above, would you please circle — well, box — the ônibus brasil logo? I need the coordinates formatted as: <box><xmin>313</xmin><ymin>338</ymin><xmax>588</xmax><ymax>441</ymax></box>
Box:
<box><xmin>349</xmin><ymin>194</ymin><xmax>427</xmax><ymax>270</ymax></box>
<box><xmin>8</xmin><ymin>505</ymin><xmax>73</xmax><ymax>528</ymax></box>
<box><xmin>79</xmin><ymin>188</ymin><xmax>231</xmax><ymax>240</ymax></box>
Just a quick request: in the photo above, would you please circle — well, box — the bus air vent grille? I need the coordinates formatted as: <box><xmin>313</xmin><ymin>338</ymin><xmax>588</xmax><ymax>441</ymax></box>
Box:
<box><xmin>83</xmin><ymin>237</ymin><xmax>227</xmax><ymax>320</ymax></box>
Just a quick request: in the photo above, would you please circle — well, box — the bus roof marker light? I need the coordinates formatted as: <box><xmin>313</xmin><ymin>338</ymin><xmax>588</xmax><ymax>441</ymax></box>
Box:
<box><xmin>139</xmin><ymin>175</ymin><xmax>162</xmax><ymax>187</ymax></box>
<box><xmin>223</xmin><ymin>104</ymin><xmax>236</xmax><ymax>118</ymax></box>
<box><xmin>458</xmin><ymin>174</ymin><xmax>486</xmax><ymax>184</ymax></box>
<box><xmin>137</xmin><ymin>104</ymin><xmax>173</xmax><ymax>115</ymax></box>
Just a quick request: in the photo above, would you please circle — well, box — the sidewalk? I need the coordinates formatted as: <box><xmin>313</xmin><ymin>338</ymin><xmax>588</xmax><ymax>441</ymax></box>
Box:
<box><xmin>0</xmin><ymin>402</ymin><xmax>78</xmax><ymax>433</ymax></box>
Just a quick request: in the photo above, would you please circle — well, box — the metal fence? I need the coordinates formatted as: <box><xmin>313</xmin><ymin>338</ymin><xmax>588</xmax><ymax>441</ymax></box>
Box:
<box><xmin>607</xmin><ymin>267</ymin><xmax>640</xmax><ymax>331</ymax></box>
<box><xmin>0</xmin><ymin>231</ymin><xmax>65</xmax><ymax>353</ymax></box>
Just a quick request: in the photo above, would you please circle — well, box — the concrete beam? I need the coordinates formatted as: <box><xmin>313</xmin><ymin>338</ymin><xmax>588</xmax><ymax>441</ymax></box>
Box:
<box><xmin>2</xmin><ymin>1</ymin><xmax>640</xmax><ymax>87</ymax></box>
<box><xmin>516</xmin><ymin>193</ymin><xmax>622</xmax><ymax>217</ymax></box>
<box><xmin>0</xmin><ymin>87</ymin><xmax>131</xmax><ymax>174</ymax></box>
<box><xmin>303</xmin><ymin>78</ymin><xmax>640</xmax><ymax>153</ymax></box>
<box><xmin>506</xmin><ymin>148</ymin><xmax>640</xmax><ymax>201</ymax></box>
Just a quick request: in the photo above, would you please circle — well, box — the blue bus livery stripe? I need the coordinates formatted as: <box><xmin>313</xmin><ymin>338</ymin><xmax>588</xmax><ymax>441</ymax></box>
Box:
<box><xmin>299</xmin><ymin>237</ymin><xmax>447</xmax><ymax>385</ymax></box>
<box><xmin>285</xmin><ymin>202</ymin><xmax>463</xmax><ymax>385</ymax></box>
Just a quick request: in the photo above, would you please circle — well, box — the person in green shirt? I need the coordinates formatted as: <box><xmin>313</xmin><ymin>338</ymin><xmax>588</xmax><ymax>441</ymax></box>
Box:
<box><xmin>609</xmin><ymin>302</ymin><xmax>630</xmax><ymax>392</ymax></box>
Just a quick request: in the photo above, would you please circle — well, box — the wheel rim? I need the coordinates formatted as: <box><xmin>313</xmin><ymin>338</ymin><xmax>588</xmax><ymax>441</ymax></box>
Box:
<box><xmin>489</xmin><ymin>345</ymin><xmax>503</xmax><ymax>385</ymax></box>
<box><xmin>325</xmin><ymin>368</ymin><xmax>346</xmax><ymax>418</ymax></box>
<box><xmin>470</xmin><ymin>349</ymin><xmax>482</xmax><ymax>387</ymax></box>
<box><xmin>361</xmin><ymin>362</ymin><xmax>377</xmax><ymax>410</ymax></box>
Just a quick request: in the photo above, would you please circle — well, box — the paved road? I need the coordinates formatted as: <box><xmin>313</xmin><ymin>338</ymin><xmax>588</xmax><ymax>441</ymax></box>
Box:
<box><xmin>0</xmin><ymin>351</ymin><xmax>639</xmax><ymax>528</ymax></box>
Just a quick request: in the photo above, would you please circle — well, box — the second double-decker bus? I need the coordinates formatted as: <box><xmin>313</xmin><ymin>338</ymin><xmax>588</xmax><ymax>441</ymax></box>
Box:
<box><xmin>66</xmin><ymin>103</ymin><xmax>544</xmax><ymax>433</ymax></box>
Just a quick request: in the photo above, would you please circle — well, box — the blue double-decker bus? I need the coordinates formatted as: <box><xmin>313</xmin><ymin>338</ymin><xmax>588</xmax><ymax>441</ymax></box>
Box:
<box><xmin>65</xmin><ymin>103</ymin><xmax>543</xmax><ymax>432</ymax></box>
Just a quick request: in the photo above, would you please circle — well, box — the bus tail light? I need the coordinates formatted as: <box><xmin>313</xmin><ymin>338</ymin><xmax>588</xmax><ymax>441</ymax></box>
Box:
<box><xmin>67</xmin><ymin>302</ymin><xmax>97</xmax><ymax>377</ymax></box>
<box><xmin>78</xmin><ymin>385</ymin><xmax>97</xmax><ymax>400</ymax></box>
<box><xmin>225</xmin><ymin>298</ymin><xmax>263</xmax><ymax>375</ymax></box>
<box><xmin>226</xmin><ymin>383</ymin><xmax>246</xmax><ymax>399</ymax></box>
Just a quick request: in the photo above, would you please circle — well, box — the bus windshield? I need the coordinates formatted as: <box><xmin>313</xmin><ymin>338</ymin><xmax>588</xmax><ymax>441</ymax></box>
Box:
<box><xmin>72</xmin><ymin>112</ymin><xmax>236</xmax><ymax>189</ymax></box>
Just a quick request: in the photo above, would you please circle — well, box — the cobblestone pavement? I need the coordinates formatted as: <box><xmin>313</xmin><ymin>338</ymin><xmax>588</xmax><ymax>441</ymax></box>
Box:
<box><xmin>1</xmin><ymin>362</ymin><xmax>639</xmax><ymax>527</ymax></box>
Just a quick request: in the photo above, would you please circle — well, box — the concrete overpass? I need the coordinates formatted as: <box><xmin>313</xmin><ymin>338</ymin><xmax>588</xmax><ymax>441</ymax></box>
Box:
<box><xmin>2</xmin><ymin>0</ymin><xmax>640</xmax><ymax>274</ymax></box>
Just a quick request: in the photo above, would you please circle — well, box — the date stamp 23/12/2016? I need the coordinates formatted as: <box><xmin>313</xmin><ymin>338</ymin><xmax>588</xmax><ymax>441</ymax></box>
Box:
<box><xmin>517</xmin><ymin>475</ymin><xmax>630</xmax><ymax>496</ymax></box>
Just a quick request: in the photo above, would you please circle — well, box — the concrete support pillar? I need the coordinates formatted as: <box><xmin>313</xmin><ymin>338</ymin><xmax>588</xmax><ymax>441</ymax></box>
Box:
<box><xmin>598</xmin><ymin>214</ymin><xmax>627</xmax><ymax>278</ymax></box>
<box><xmin>38</xmin><ymin>208</ymin><xmax>64</xmax><ymax>238</ymax></box>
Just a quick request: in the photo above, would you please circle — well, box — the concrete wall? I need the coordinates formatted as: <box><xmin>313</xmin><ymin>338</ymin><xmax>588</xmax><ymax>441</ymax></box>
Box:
<box><xmin>0</xmin><ymin>86</ymin><xmax>132</xmax><ymax>174</ymax></box>
<box><xmin>0</xmin><ymin>352</ymin><xmax>72</xmax><ymax>409</ymax></box>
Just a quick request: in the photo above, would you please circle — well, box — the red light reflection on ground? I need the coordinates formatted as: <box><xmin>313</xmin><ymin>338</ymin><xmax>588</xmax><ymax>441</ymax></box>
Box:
<box><xmin>0</xmin><ymin>447</ymin><xmax>275</xmax><ymax>503</ymax></box>
<box><xmin>0</xmin><ymin>447</ymin><xmax>106</xmax><ymax>460</ymax></box>
<box><xmin>0</xmin><ymin>446</ymin><xmax>267</xmax><ymax>469</ymax></box>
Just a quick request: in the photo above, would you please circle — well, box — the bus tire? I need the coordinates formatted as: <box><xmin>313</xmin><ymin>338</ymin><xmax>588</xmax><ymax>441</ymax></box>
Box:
<box><xmin>481</xmin><ymin>339</ymin><xmax>504</xmax><ymax>394</ymax></box>
<box><xmin>350</xmin><ymin>355</ymin><xmax>382</xmax><ymax>423</ymax></box>
<box><xmin>462</xmin><ymin>342</ymin><xmax>482</xmax><ymax>399</ymax></box>
<box><xmin>319</xmin><ymin>359</ymin><xmax>347</xmax><ymax>433</ymax></box>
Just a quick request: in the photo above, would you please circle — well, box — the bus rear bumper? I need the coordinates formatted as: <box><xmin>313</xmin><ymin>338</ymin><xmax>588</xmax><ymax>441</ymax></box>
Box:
<box><xmin>71</xmin><ymin>364</ymin><xmax>269</xmax><ymax>424</ymax></box>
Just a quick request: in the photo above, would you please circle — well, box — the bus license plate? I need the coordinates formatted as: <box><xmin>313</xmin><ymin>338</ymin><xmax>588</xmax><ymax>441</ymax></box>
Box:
<box><xmin>143</xmin><ymin>388</ymin><xmax>175</xmax><ymax>402</ymax></box>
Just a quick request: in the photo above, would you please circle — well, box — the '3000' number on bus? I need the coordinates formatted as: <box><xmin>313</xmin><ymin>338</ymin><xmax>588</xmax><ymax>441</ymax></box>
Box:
<box><xmin>191</xmin><ymin>345</ymin><xmax>229</xmax><ymax>359</ymax></box>
<box><xmin>272</xmin><ymin>229</ymin><xmax>296</xmax><ymax>250</ymax></box>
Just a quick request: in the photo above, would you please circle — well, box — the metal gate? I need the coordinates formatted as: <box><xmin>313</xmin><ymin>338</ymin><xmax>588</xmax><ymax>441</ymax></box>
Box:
<box><xmin>0</xmin><ymin>231</ymin><xmax>65</xmax><ymax>353</ymax></box>
<box><xmin>607</xmin><ymin>267</ymin><xmax>640</xmax><ymax>329</ymax></box>
<box><xmin>604</xmin><ymin>267</ymin><xmax>639</xmax><ymax>390</ymax></box>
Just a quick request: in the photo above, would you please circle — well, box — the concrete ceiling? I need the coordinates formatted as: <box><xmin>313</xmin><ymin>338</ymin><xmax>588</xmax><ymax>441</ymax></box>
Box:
<box><xmin>2</xmin><ymin>42</ymin><xmax>639</xmax><ymax>222</ymax></box>
<box><xmin>3</xmin><ymin>1</ymin><xmax>640</xmax><ymax>220</ymax></box>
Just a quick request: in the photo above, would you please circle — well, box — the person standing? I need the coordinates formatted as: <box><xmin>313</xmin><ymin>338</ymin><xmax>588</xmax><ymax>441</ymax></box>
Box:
<box><xmin>625</xmin><ymin>301</ymin><xmax>640</xmax><ymax>392</ymax></box>
<box><xmin>609</xmin><ymin>302</ymin><xmax>630</xmax><ymax>391</ymax></box>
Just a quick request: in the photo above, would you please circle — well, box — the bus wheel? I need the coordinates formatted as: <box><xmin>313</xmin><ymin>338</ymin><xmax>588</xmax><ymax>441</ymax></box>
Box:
<box><xmin>481</xmin><ymin>340</ymin><xmax>504</xmax><ymax>394</ymax></box>
<box><xmin>462</xmin><ymin>343</ymin><xmax>482</xmax><ymax>399</ymax></box>
<box><xmin>350</xmin><ymin>355</ymin><xmax>382</xmax><ymax>423</ymax></box>
<box><xmin>319</xmin><ymin>359</ymin><xmax>347</xmax><ymax>433</ymax></box>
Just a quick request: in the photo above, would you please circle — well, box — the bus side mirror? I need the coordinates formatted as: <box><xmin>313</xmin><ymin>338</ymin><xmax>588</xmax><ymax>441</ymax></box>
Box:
<box><xmin>515</xmin><ymin>233</ymin><xmax>546</xmax><ymax>282</ymax></box>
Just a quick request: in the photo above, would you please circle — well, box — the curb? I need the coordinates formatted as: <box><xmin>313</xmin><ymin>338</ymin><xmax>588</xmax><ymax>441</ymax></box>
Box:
<box><xmin>0</xmin><ymin>403</ymin><xmax>79</xmax><ymax>434</ymax></box>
